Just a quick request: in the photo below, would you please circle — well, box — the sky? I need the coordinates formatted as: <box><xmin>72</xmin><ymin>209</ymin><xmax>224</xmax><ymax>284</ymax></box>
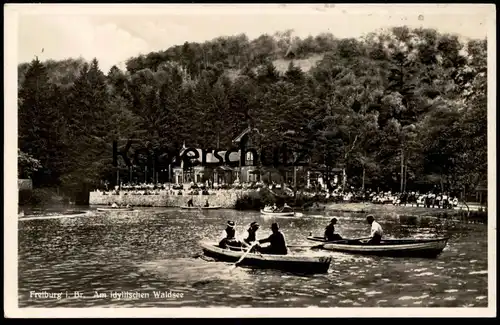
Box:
<box><xmin>10</xmin><ymin>4</ymin><xmax>494</xmax><ymax>73</ymax></box>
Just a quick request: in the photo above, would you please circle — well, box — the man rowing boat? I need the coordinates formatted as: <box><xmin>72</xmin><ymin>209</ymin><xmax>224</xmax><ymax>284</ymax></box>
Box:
<box><xmin>255</xmin><ymin>222</ymin><xmax>288</xmax><ymax>255</ymax></box>
<box><xmin>366</xmin><ymin>215</ymin><xmax>383</xmax><ymax>244</ymax></box>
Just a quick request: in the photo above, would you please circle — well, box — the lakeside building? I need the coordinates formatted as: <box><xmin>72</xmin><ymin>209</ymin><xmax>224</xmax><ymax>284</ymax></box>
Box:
<box><xmin>171</xmin><ymin>127</ymin><xmax>343</xmax><ymax>189</ymax></box>
<box><xmin>171</xmin><ymin>127</ymin><xmax>259</xmax><ymax>185</ymax></box>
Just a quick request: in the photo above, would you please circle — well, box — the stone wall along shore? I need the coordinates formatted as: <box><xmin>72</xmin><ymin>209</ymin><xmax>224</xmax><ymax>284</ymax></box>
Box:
<box><xmin>89</xmin><ymin>190</ymin><xmax>258</xmax><ymax>208</ymax></box>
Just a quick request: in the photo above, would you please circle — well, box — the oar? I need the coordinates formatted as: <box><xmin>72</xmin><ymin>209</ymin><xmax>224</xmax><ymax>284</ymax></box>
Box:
<box><xmin>229</xmin><ymin>242</ymin><xmax>258</xmax><ymax>272</ymax></box>
<box><xmin>288</xmin><ymin>244</ymin><xmax>324</xmax><ymax>248</ymax></box>
<box><xmin>324</xmin><ymin>237</ymin><xmax>372</xmax><ymax>244</ymax></box>
<box><xmin>289</xmin><ymin>237</ymin><xmax>373</xmax><ymax>250</ymax></box>
<box><xmin>288</xmin><ymin>244</ymin><xmax>325</xmax><ymax>250</ymax></box>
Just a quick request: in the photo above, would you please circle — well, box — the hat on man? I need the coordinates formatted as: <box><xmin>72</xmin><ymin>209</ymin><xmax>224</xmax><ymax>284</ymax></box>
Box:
<box><xmin>271</xmin><ymin>222</ymin><xmax>279</xmax><ymax>230</ymax></box>
<box><xmin>250</xmin><ymin>221</ymin><xmax>260</xmax><ymax>228</ymax></box>
<box><xmin>227</xmin><ymin>221</ymin><xmax>235</xmax><ymax>228</ymax></box>
<box><xmin>330</xmin><ymin>217</ymin><xmax>338</xmax><ymax>224</ymax></box>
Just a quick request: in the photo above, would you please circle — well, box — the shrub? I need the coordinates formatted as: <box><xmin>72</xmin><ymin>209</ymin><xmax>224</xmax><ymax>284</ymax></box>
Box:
<box><xmin>235</xmin><ymin>190</ymin><xmax>277</xmax><ymax>210</ymax></box>
<box><xmin>234</xmin><ymin>194</ymin><xmax>260</xmax><ymax>210</ymax></box>
<box><xmin>18</xmin><ymin>189</ymin><xmax>33</xmax><ymax>206</ymax></box>
<box><xmin>18</xmin><ymin>187</ymin><xmax>66</xmax><ymax>207</ymax></box>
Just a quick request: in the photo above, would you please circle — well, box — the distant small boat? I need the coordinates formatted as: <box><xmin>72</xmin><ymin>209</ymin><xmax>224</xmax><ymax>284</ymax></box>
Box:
<box><xmin>200</xmin><ymin>241</ymin><xmax>332</xmax><ymax>274</ymax></box>
<box><xmin>260</xmin><ymin>206</ymin><xmax>295</xmax><ymax>217</ymax></box>
<box><xmin>180</xmin><ymin>206</ymin><xmax>222</xmax><ymax>210</ymax></box>
<box><xmin>97</xmin><ymin>207</ymin><xmax>134</xmax><ymax>212</ymax></box>
<box><xmin>307</xmin><ymin>236</ymin><xmax>449</xmax><ymax>258</ymax></box>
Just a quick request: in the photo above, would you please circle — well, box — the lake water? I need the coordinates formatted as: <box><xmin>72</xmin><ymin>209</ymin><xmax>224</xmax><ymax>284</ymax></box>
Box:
<box><xmin>18</xmin><ymin>207</ymin><xmax>488</xmax><ymax>307</ymax></box>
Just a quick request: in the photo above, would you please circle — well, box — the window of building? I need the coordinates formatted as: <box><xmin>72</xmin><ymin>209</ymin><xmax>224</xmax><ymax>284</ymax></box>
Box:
<box><xmin>246</xmin><ymin>152</ymin><xmax>254</xmax><ymax>165</ymax></box>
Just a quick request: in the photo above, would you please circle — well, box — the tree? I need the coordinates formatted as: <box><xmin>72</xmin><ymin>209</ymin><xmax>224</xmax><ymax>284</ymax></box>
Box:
<box><xmin>18</xmin><ymin>149</ymin><xmax>42</xmax><ymax>179</ymax></box>
<box><xmin>18</xmin><ymin>57</ymin><xmax>66</xmax><ymax>187</ymax></box>
<box><xmin>62</xmin><ymin>58</ymin><xmax>114</xmax><ymax>192</ymax></box>
<box><xmin>284</xmin><ymin>61</ymin><xmax>305</xmax><ymax>84</ymax></box>
<box><xmin>16</xmin><ymin>28</ymin><xmax>488</xmax><ymax>201</ymax></box>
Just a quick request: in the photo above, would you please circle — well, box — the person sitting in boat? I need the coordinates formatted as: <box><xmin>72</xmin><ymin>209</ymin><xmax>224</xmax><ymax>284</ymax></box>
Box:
<box><xmin>271</xmin><ymin>203</ymin><xmax>278</xmax><ymax>212</ymax></box>
<box><xmin>324</xmin><ymin>218</ymin><xmax>343</xmax><ymax>241</ymax></box>
<box><xmin>219</xmin><ymin>221</ymin><xmax>241</xmax><ymax>249</ymax></box>
<box><xmin>204</xmin><ymin>200</ymin><xmax>210</xmax><ymax>207</ymax></box>
<box><xmin>242</xmin><ymin>222</ymin><xmax>261</xmax><ymax>250</ymax></box>
<box><xmin>366</xmin><ymin>215</ymin><xmax>383</xmax><ymax>244</ymax></box>
<box><xmin>187</xmin><ymin>198</ymin><xmax>194</xmax><ymax>207</ymax></box>
<box><xmin>256</xmin><ymin>222</ymin><xmax>288</xmax><ymax>255</ymax></box>
<box><xmin>111</xmin><ymin>202</ymin><xmax>119</xmax><ymax>208</ymax></box>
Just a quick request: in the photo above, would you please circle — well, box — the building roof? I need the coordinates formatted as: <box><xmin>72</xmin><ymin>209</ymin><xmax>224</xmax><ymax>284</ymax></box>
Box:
<box><xmin>232</xmin><ymin>127</ymin><xmax>252</xmax><ymax>144</ymax></box>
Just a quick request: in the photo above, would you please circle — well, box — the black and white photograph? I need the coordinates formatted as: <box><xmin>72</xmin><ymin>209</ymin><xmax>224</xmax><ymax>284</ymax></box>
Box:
<box><xmin>4</xmin><ymin>3</ymin><xmax>496</xmax><ymax>318</ymax></box>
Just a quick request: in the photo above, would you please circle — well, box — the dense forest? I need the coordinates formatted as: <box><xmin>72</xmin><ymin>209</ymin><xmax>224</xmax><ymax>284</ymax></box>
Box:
<box><xmin>18</xmin><ymin>27</ymin><xmax>487</xmax><ymax>201</ymax></box>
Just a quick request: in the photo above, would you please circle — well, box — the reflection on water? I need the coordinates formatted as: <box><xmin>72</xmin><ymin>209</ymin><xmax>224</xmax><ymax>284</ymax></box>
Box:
<box><xmin>18</xmin><ymin>207</ymin><xmax>488</xmax><ymax>307</ymax></box>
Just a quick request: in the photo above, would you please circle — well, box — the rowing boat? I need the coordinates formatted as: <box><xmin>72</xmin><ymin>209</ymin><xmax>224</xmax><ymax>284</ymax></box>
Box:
<box><xmin>97</xmin><ymin>207</ymin><xmax>134</xmax><ymax>212</ymax></box>
<box><xmin>180</xmin><ymin>206</ymin><xmax>222</xmax><ymax>210</ymax></box>
<box><xmin>260</xmin><ymin>206</ymin><xmax>295</xmax><ymax>217</ymax></box>
<box><xmin>260</xmin><ymin>210</ymin><xmax>295</xmax><ymax>217</ymax></box>
<box><xmin>200</xmin><ymin>241</ymin><xmax>332</xmax><ymax>274</ymax></box>
<box><xmin>307</xmin><ymin>236</ymin><xmax>449</xmax><ymax>258</ymax></box>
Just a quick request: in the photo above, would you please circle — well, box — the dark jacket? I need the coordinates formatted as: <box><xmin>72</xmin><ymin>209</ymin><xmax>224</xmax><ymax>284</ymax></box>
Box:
<box><xmin>324</xmin><ymin>224</ymin><xmax>342</xmax><ymax>241</ymax></box>
<box><xmin>218</xmin><ymin>226</ymin><xmax>237</xmax><ymax>248</ymax></box>
<box><xmin>225</xmin><ymin>226</ymin><xmax>235</xmax><ymax>239</ymax></box>
<box><xmin>259</xmin><ymin>231</ymin><xmax>288</xmax><ymax>254</ymax></box>
<box><xmin>244</xmin><ymin>228</ymin><xmax>257</xmax><ymax>244</ymax></box>
<box><xmin>324</xmin><ymin>224</ymin><xmax>335</xmax><ymax>240</ymax></box>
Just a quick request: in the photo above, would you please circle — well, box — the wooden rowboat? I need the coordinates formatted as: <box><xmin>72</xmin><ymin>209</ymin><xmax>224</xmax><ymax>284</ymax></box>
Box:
<box><xmin>200</xmin><ymin>241</ymin><xmax>332</xmax><ymax>274</ymax></box>
<box><xmin>97</xmin><ymin>207</ymin><xmax>134</xmax><ymax>212</ymax></box>
<box><xmin>260</xmin><ymin>210</ymin><xmax>295</xmax><ymax>217</ymax></box>
<box><xmin>260</xmin><ymin>206</ymin><xmax>295</xmax><ymax>217</ymax></box>
<box><xmin>180</xmin><ymin>206</ymin><xmax>222</xmax><ymax>210</ymax></box>
<box><xmin>307</xmin><ymin>236</ymin><xmax>449</xmax><ymax>258</ymax></box>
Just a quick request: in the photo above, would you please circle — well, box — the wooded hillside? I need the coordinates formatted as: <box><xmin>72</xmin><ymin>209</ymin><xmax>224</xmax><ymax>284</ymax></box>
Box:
<box><xmin>18</xmin><ymin>27</ymin><xmax>487</xmax><ymax>198</ymax></box>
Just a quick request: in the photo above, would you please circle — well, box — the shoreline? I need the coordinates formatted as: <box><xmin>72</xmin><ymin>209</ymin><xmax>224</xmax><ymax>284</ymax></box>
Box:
<box><xmin>323</xmin><ymin>202</ymin><xmax>487</xmax><ymax>215</ymax></box>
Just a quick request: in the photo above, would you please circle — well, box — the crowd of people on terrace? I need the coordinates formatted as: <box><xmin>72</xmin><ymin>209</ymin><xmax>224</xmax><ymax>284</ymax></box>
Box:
<box><xmin>94</xmin><ymin>179</ymin><xmax>462</xmax><ymax>209</ymax></box>
<box><xmin>94</xmin><ymin>180</ymin><xmax>270</xmax><ymax>196</ymax></box>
